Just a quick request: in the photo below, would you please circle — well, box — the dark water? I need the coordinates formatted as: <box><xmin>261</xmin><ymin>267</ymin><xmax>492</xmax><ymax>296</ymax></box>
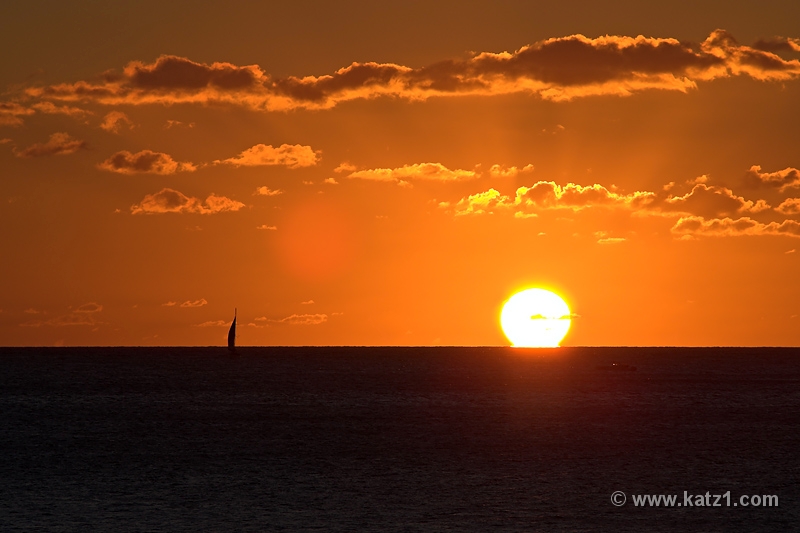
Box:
<box><xmin>1</xmin><ymin>347</ymin><xmax>798</xmax><ymax>532</ymax></box>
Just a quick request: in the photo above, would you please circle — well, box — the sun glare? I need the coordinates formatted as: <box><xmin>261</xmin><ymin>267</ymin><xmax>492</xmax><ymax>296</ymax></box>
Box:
<box><xmin>500</xmin><ymin>288</ymin><xmax>571</xmax><ymax>347</ymax></box>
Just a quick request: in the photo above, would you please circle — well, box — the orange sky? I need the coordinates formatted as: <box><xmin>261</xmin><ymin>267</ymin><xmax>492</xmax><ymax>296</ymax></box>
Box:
<box><xmin>1</xmin><ymin>1</ymin><xmax>799</xmax><ymax>346</ymax></box>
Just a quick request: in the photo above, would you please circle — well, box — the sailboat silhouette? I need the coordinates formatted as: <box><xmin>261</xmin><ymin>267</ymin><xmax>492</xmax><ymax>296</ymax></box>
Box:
<box><xmin>227</xmin><ymin>308</ymin><xmax>237</xmax><ymax>353</ymax></box>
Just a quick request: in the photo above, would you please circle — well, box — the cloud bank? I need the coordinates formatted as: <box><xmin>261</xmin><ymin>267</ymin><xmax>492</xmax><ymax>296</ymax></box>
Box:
<box><xmin>450</xmin><ymin>165</ymin><xmax>800</xmax><ymax>239</ymax></box>
<box><xmin>14</xmin><ymin>30</ymin><xmax>799</xmax><ymax>116</ymax></box>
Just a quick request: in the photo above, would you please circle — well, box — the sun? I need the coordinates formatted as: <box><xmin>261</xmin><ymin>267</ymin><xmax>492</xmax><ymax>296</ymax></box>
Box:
<box><xmin>500</xmin><ymin>288</ymin><xmax>571</xmax><ymax>347</ymax></box>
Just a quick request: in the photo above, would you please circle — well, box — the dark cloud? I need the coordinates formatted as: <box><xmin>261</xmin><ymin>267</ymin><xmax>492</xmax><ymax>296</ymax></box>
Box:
<box><xmin>742</xmin><ymin>165</ymin><xmax>800</xmax><ymax>192</ymax></box>
<box><xmin>752</xmin><ymin>37</ymin><xmax>800</xmax><ymax>53</ymax></box>
<box><xmin>125</xmin><ymin>55</ymin><xmax>264</xmax><ymax>90</ymax></box>
<box><xmin>14</xmin><ymin>31</ymin><xmax>800</xmax><ymax>112</ymax></box>
<box><xmin>98</xmin><ymin>150</ymin><xmax>196</xmax><ymax>174</ymax></box>
<box><xmin>473</xmin><ymin>34</ymin><xmax>722</xmax><ymax>85</ymax></box>
<box><xmin>273</xmin><ymin>62</ymin><xmax>406</xmax><ymax>102</ymax></box>
<box><xmin>660</xmin><ymin>183</ymin><xmax>769</xmax><ymax>218</ymax></box>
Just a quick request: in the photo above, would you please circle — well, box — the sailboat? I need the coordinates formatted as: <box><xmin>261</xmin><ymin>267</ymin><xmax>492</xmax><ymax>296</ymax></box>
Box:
<box><xmin>227</xmin><ymin>308</ymin><xmax>237</xmax><ymax>353</ymax></box>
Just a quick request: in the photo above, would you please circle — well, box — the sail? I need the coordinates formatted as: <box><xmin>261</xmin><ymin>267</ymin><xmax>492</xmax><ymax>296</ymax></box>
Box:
<box><xmin>227</xmin><ymin>308</ymin><xmax>236</xmax><ymax>351</ymax></box>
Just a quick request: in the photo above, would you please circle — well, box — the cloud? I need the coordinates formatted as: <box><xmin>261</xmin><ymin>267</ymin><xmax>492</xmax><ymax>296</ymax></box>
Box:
<box><xmin>180</xmin><ymin>298</ymin><xmax>207</xmax><ymax>308</ymax></box>
<box><xmin>453</xmin><ymin>170</ymin><xmax>776</xmax><ymax>220</ymax></box>
<box><xmin>30</xmin><ymin>101</ymin><xmax>91</xmax><ymax>118</ymax></box>
<box><xmin>131</xmin><ymin>188</ymin><xmax>245</xmax><ymax>215</ymax></box>
<box><xmin>742</xmin><ymin>165</ymin><xmax>800</xmax><ymax>192</ymax></box>
<box><xmin>542</xmin><ymin>124</ymin><xmax>566</xmax><ymax>135</ymax></box>
<box><xmin>334</xmin><ymin>162</ymin><xmax>357</xmax><ymax>173</ymax></box>
<box><xmin>165</xmin><ymin>119</ymin><xmax>195</xmax><ymax>129</ymax></box>
<box><xmin>124</xmin><ymin>55</ymin><xmax>263</xmax><ymax>90</ymax></box>
<box><xmin>98</xmin><ymin>149</ymin><xmax>197</xmax><ymax>174</ymax></box>
<box><xmin>672</xmin><ymin>216</ymin><xmax>800</xmax><ymax>238</ymax></box>
<box><xmin>348</xmin><ymin>163</ymin><xmax>478</xmax><ymax>184</ymax></box>
<box><xmin>100</xmin><ymin>111</ymin><xmax>134</xmax><ymax>133</ymax></box>
<box><xmin>752</xmin><ymin>36</ymin><xmax>800</xmax><ymax>53</ymax></box>
<box><xmin>20</xmin><ymin>31</ymin><xmax>797</xmax><ymax>113</ymax></box>
<box><xmin>660</xmin><ymin>183</ymin><xmax>770</xmax><ymax>217</ymax></box>
<box><xmin>514</xmin><ymin>181</ymin><xmax>656</xmax><ymax>212</ymax></box>
<box><xmin>776</xmin><ymin>198</ymin><xmax>800</xmax><ymax>215</ymax></box>
<box><xmin>22</xmin><ymin>302</ymin><xmax>103</xmax><ymax>327</ymax></box>
<box><xmin>452</xmin><ymin>181</ymin><xmax>656</xmax><ymax>216</ymax></box>
<box><xmin>256</xmin><ymin>224</ymin><xmax>277</xmax><ymax>230</ymax></box>
<box><xmin>216</xmin><ymin>143</ymin><xmax>319</xmax><ymax>168</ymax></box>
<box><xmin>454</xmin><ymin>188</ymin><xmax>513</xmax><ymax>216</ymax></box>
<box><xmin>255</xmin><ymin>31</ymin><xmax>800</xmax><ymax>104</ymax></box>
<box><xmin>162</xmin><ymin>301</ymin><xmax>177</xmax><ymax>306</ymax></box>
<box><xmin>0</xmin><ymin>102</ymin><xmax>35</xmax><ymax>126</ymax></box>
<box><xmin>268</xmin><ymin>313</ymin><xmax>328</xmax><ymax>325</ymax></box>
<box><xmin>194</xmin><ymin>320</ymin><xmax>228</xmax><ymax>327</ymax></box>
<box><xmin>26</xmin><ymin>55</ymin><xmax>267</xmax><ymax>106</ymax></box>
<box><xmin>0</xmin><ymin>102</ymin><xmax>88</xmax><ymax>127</ymax></box>
<box><xmin>324</xmin><ymin>177</ymin><xmax>338</xmax><ymax>184</ymax></box>
<box><xmin>75</xmin><ymin>302</ymin><xmax>102</xmax><ymax>313</ymax></box>
<box><xmin>13</xmin><ymin>132</ymin><xmax>88</xmax><ymax>158</ymax></box>
<box><xmin>448</xmin><ymin>170</ymin><xmax>800</xmax><ymax>243</ymax></box>
<box><xmin>254</xmin><ymin>186</ymin><xmax>283</xmax><ymax>196</ymax></box>
<box><xmin>489</xmin><ymin>164</ymin><xmax>534</xmax><ymax>178</ymax></box>
<box><xmin>300</xmin><ymin>300</ymin><xmax>314</xmax><ymax>305</ymax></box>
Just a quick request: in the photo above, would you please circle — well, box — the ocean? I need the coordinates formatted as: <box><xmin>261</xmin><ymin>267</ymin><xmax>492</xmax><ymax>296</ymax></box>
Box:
<box><xmin>0</xmin><ymin>347</ymin><xmax>798</xmax><ymax>532</ymax></box>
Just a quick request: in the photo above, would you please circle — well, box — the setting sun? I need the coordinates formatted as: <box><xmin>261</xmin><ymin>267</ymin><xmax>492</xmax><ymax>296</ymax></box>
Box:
<box><xmin>501</xmin><ymin>289</ymin><xmax>571</xmax><ymax>347</ymax></box>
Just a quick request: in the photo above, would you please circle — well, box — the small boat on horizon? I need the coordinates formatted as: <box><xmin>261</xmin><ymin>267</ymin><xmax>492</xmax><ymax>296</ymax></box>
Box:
<box><xmin>596</xmin><ymin>362</ymin><xmax>637</xmax><ymax>371</ymax></box>
<box><xmin>227</xmin><ymin>308</ymin><xmax>237</xmax><ymax>354</ymax></box>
